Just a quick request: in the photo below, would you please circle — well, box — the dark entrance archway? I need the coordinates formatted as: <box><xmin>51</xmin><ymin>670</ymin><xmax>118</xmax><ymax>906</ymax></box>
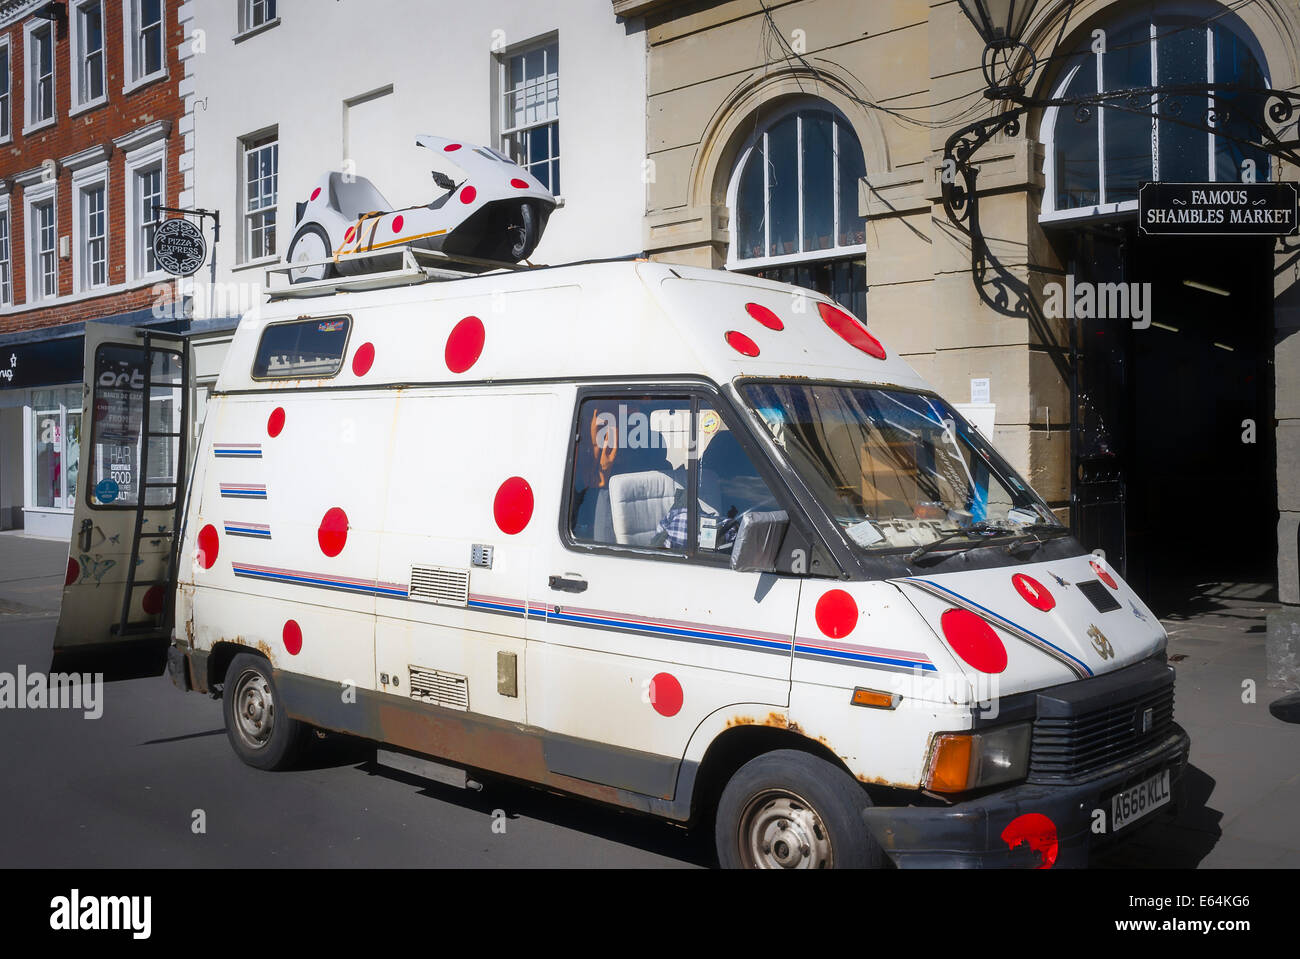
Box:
<box><xmin>1061</xmin><ymin>221</ymin><xmax>1276</xmax><ymax>611</ymax></box>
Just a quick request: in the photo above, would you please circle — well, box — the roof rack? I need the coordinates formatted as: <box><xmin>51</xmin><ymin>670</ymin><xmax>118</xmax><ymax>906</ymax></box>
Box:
<box><xmin>264</xmin><ymin>245</ymin><xmax>536</xmax><ymax>300</ymax></box>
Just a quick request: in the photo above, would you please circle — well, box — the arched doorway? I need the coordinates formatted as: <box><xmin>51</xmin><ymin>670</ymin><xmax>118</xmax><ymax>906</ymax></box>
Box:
<box><xmin>725</xmin><ymin>101</ymin><xmax>868</xmax><ymax>317</ymax></box>
<box><xmin>1039</xmin><ymin>2</ymin><xmax>1278</xmax><ymax>607</ymax></box>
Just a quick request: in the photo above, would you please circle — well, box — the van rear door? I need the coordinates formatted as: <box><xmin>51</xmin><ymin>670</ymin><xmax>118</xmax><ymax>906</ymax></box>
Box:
<box><xmin>51</xmin><ymin>322</ymin><xmax>192</xmax><ymax>680</ymax></box>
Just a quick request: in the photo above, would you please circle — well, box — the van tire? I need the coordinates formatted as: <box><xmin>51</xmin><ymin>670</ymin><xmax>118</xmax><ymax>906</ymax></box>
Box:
<box><xmin>715</xmin><ymin>749</ymin><xmax>885</xmax><ymax>869</ymax></box>
<box><xmin>222</xmin><ymin>653</ymin><xmax>310</xmax><ymax>770</ymax></box>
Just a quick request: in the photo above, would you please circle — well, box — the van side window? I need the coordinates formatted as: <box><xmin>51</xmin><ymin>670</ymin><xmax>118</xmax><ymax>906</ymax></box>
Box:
<box><xmin>88</xmin><ymin>344</ymin><xmax>184</xmax><ymax>508</ymax></box>
<box><xmin>567</xmin><ymin>396</ymin><xmax>779</xmax><ymax>562</ymax></box>
<box><xmin>251</xmin><ymin>316</ymin><xmax>351</xmax><ymax>379</ymax></box>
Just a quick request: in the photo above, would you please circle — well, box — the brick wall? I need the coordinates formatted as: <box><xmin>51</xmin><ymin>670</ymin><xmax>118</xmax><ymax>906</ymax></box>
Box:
<box><xmin>0</xmin><ymin>0</ymin><xmax>184</xmax><ymax>336</ymax></box>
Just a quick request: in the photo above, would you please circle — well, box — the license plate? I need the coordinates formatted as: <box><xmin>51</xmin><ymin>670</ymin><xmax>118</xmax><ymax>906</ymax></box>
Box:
<box><xmin>1111</xmin><ymin>768</ymin><xmax>1171</xmax><ymax>831</ymax></box>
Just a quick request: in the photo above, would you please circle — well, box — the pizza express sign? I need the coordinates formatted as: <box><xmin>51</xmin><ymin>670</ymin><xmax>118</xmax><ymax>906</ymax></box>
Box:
<box><xmin>1139</xmin><ymin>182</ymin><xmax>1299</xmax><ymax>236</ymax></box>
<box><xmin>152</xmin><ymin>217</ymin><xmax>208</xmax><ymax>276</ymax></box>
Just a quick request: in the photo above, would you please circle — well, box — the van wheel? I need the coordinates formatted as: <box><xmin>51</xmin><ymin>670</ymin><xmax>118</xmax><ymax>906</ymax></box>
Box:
<box><xmin>222</xmin><ymin>653</ymin><xmax>309</xmax><ymax>770</ymax></box>
<box><xmin>715</xmin><ymin>749</ymin><xmax>885</xmax><ymax>869</ymax></box>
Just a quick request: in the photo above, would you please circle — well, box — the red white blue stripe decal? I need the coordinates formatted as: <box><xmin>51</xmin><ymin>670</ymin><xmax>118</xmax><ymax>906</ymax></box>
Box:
<box><xmin>223</xmin><ymin>560</ymin><xmax>934</xmax><ymax>671</ymax></box>
<box><xmin>214</xmin><ymin>443</ymin><xmax>263</xmax><ymax>458</ymax></box>
<box><xmin>224</xmin><ymin>521</ymin><xmax>271</xmax><ymax>539</ymax></box>
<box><xmin>794</xmin><ymin>636</ymin><xmax>936</xmax><ymax>673</ymax></box>
<box><xmin>899</xmin><ymin>577</ymin><xmax>1092</xmax><ymax>678</ymax></box>
<box><xmin>220</xmin><ymin>483</ymin><xmax>267</xmax><ymax>499</ymax></box>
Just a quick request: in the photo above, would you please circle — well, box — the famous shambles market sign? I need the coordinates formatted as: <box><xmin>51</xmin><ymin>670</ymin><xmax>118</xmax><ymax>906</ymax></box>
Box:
<box><xmin>1139</xmin><ymin>182</ymin><xmax>1299</xmax><ymax>236</ymax></box>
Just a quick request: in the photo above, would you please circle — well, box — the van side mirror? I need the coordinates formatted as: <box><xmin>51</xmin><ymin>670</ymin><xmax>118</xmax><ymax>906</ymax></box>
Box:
<box><xmin>730</xmin><ymin>510</ymin><xmax>790</xmax><ymax>573</ymax></box>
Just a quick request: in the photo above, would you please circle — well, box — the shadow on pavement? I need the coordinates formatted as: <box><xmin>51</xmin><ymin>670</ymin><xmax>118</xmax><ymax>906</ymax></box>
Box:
<box><xmin>1093</xmin><ymin>764</ymin><xmax>1222</xmax><ymax>868</ymax></box>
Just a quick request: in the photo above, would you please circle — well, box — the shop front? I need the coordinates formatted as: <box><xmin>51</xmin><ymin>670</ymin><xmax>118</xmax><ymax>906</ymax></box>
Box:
<box><xmin>0</xmin><ymin>308</ymin><xmax>236</xmax><ymax>541</ymax></box>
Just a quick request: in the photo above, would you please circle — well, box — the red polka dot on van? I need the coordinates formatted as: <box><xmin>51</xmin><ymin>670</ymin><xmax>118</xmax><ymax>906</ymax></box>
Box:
<box><xmin>1001</xmin><ymin>813</ymin><xmax>1058</xmax><ymax>869</ymax></box>
<box><xmin>445</xmin><ymin>316</ymin><xmax>485</xmax><ymax>373</ymax></box>
<box><xmin>143</xmin><ymin>585</ymin><xmax>164</xmax><ymax>616</ymax></box>
<box><xmin>1012</xmin><ymin>573</ymin><xmax>1055</xmax><ymax>612</ymax></box>
<box><xmin>352</xmin><ymin>342</ymin><xmax>375</xmax><ymax>377</ymax></box>
<box><xmin>460</xmin><ymin>186</ymin><xmax>477</xmax><ymax>204</ymax></box>
<box><xmin>392</xmin><ymin>215</ymin><xmax>404</xmax><ymax>233</ymax></box>
<box><xmin>318</xmin><ymin>508</ymin><xmax>349</xmax><ymax>557</ymax></box>
<box><xmin>267</xmin><ymin>407</ymin><xmax>286</xmax><ymax>438</ymax></box>
<box><xmin>940</xmin><ymin>608</ymin><xmax>1007</xmax><ymax>673</ymax></box>
<box><xmin>444</xmin><ymin>143</ymin><xmax>462</xmax><ymax>152</ymax></box>
<box><xmin>725</xmin><ymin>330</ymin><xmax>760</xmax><ymax>357</ymax></box>
<box><xmin>310</xmin><ymin>187</ymin><xmax>321</xmax><ymax>201</ymax></box>
<box><xmin>815</xmin><ymin>589</ymin><xmax>858</xmax><ymax>639</ymax></box>
<box><xmin>510</xmin><ymin>178</ymin><xmax>529</xmax><ymax>189</ymax></box>
<box><xmin>818</xmin><ymin>301</ymin><xmax>886</xmax><ymax>359</ymax></box>
<box><xmin>344</xmin><ymin>226</ymin><xmax>356</xmax><ymax>243</ymax></box>
<box><xmin>1090</xmin><ymin>560</ymin><xmax>1118</xmax><ymax>590</ymax></box>
<box><xmin>283</xmin><ymin>620</ymin><xmax>303</xmax><ymax>656</ymax></box>
<box><xmin>649</xmin><ymin>673</ymin><xmax>683</xmax><ymax>717</ymax></box>
<box><xmin>196</xmin><ymin>524</ymin><xmax>219</xmax><ymax>569</ymax></box>
<box><xmin>745</xmin><ymin>302</ymin><xmax>784</xmax><ymax>331</ymax></box>
<box><xmin>64</xmin><ymin>557</ymin><xmax>80</xmax><ymax>586</ymax></box>
<box><xmin>493</xmin><ymin>477</ymin><xmax>533</xmax><ymax>535</ymax></box>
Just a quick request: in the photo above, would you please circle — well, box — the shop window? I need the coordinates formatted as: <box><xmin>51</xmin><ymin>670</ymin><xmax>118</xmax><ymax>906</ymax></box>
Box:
<box><xmin>239</xmin><ymin>0</ymin><xmax>278</xmax><ymax>34</ymax></box>
<box><xmin>30</xmin><ymin>387</ymin><xmax>82</xmax><ymax>511</ymax></box>
<box><xmin>72</xmin><ymin>0</ymin><xmax>106</xmax><ymax>109</ymax></box>
<box><xmin>1045</xmin><ymin>12</ymin><xmax>1270</xmax><ymax>215</ymax></box>
<box><xmin>80</xmin><ymin>182</ymin><xmax>108</xmax><ymax>290</ymax></box>
<box><xmin>26</xmin><ymin>21</ymin><xmax>54</xmax><ymax>129</ymax></box>
<box><xmin>728</xmin><ymin>103</ymin><xmax>867</xmax><ymax>315</ymax></box>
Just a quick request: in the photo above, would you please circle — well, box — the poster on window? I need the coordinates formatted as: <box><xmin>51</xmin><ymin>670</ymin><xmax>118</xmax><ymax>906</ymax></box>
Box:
<box><xmin>90</xmin><ymin>346</ymin><xmax>147</xmax><ymax>506</ymax></box>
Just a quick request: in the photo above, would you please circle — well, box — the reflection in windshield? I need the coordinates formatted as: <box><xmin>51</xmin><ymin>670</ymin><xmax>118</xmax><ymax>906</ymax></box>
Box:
<box><xmin>744</xmin><ymin>383</ymin><xmax>1061</xmax><ymax>551</ymax></box>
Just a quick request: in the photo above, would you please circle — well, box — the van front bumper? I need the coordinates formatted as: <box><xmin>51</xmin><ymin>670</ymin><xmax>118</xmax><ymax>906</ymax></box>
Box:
<box><xmin>861</xmin><ymin>724</ymin><xmax>1191</xmax><ymax>868</ymax></box>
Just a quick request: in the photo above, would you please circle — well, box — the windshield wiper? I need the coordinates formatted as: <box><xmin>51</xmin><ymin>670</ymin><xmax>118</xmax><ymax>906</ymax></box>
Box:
<box><xmin>907</xmin><ymin>522</ymin><xmax>1007</xmax><ymax>563</ymax></box>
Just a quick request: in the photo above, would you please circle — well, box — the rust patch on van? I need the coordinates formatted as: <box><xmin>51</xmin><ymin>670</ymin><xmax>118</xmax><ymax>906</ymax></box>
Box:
<box><xmin>726</xmin><ymin>715</ymin><xmax>757</xmax><ymax>728</ymax></box>
<box><xmin>256</xmin><ymin>640</ymin><xmax>274</xmax><ymax>660</ymax></box>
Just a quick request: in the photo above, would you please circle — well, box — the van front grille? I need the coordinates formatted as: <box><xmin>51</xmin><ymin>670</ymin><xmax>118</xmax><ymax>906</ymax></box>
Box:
<box><xmin>408</xmin><ymin>666</ymin><xmax>470</xmax><ymax>711</ymax></box>
<box><xmin>1028</xmin><ymin>683</ymin><xmax>1175</xmax><ymax>784</ymax></box>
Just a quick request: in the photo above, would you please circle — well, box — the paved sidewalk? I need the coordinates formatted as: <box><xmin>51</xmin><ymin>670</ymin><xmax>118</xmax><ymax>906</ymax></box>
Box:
<box><xmin>0</xmin><ymin>530</ymin><xmax>69</xmax><ymax>616</ymax></box>
<box><xmin>1</xmin><ymin>532</ymin><xmax>1297</xmax><ymax>866</ymax></box>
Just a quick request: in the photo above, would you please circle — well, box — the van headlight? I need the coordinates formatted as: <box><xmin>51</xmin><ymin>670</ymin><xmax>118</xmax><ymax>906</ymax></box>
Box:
<box><xmin>923</xmin><ymin>723</ymin><xmax>1032</xmax><ymax>794</ymax></box>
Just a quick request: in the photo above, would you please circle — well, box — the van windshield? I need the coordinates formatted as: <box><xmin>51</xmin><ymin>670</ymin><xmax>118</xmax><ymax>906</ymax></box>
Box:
<box><xmin>742</xmin><ymin>383</ymin><xmax>1063</xmax><ymax>552</ymax></box>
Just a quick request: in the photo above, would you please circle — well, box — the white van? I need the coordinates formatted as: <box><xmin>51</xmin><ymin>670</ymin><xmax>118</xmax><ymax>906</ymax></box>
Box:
<box><xmin>51</xmin><ymin>258</ymin><xmax>1189</xmax><ymax>868</ymax></box>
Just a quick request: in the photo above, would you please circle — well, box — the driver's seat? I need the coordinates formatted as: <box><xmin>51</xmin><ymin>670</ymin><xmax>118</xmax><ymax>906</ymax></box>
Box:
<box><xmin>328</xmin><ymin>173</ymin><xmax>392</xmax><ymax>220</ymax></box>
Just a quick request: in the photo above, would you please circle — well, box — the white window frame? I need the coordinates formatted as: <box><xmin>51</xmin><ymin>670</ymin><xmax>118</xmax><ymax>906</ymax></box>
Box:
<box><xmin>70</xmin><ymin>0</ymin><xmax>108</xmax><ymax>115</ymax></box>
<box><xmin>1039</xmin><ymin>10</ymin><xmax>1272</xmax><ymax>223</ymax></box>
<box><xmin>241</xmin><ymin>130</ymin><xmax>278</xmax><ymax>263</ymax></box>
<box><xmin>23</xmin><ymin>19</ymin><xmax>56</xmax><ymax>134</ymax></box>
<box><xmin>725</xmin><ymin>100</ymin><xmax>867</xmax><ymax>271</ymax></box>
<box><xmin>236</xmin><ymin>0</ymin><xmax>280</xmax><ymax>40</ymax></box>
<box><xmin>0</xmin><ymin>36</ymin><xmax>11</xmax><ymax>144</ymax></box>
<box><xmin>24</xmin><ymin>178</ymin><xmax>58</xmax><ymax>303</ymax></box>
<box><xmin>72</xmin><ymin>161</ymin><xmax>110</xmax><ymax>293</ymax></box>
<box><xmin>123</xmin><ymin>0</ymin><xmax>167</xmax><ymax>93</ymax></box>
<box><xmin>0</xmin><ymin>195</ymin><xmax>12</xmax><ymax>307</ymax></box>
<box><xmin>496</xmin><ymin>36</ymin><xmax>560</xmax><ymax>193</ymax></box>
<box><xmin>123</xmin><ymin>138</ymin><xmax>167</xmax><ymax>282</ymax></box>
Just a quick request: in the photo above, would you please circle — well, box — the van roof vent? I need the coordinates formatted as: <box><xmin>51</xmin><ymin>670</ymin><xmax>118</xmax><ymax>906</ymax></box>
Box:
<box><xmin>408</xmin><ymin>565</ymin><xmax>470</xmax><ymax>606</ymax></box>
<box><xmin>408</xmin><ymin>666</ymin><xmax>470</xmax><ymax>711</ymax></box>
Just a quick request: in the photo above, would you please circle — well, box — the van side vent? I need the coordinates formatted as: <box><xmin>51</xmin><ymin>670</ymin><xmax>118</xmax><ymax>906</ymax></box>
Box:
<box><xmin>408</xmin><ymin>565</ymin><xmax>470</xmax><ymax>606</ymax></box>
<box><xmin>408</xmin><ymin>666</ymin><xmax>470</xmax><ymax>711</ymax></box>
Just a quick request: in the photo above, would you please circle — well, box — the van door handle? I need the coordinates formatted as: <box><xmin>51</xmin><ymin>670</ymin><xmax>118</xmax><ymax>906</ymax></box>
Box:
<box><xmin>78</xmin><ymin>519</ymin><xmax>93</xmax><ymax>553</ymax></box>
<box><xmin>548</xmin><ymin>575</ymin><xmax>588</xmax><ymax>593</ymax></box>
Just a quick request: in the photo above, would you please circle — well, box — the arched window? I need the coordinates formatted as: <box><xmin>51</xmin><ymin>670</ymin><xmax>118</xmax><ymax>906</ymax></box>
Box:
<box><xmin>1043</xmin><ymin>5</ymin><xmax>1269</xmax><ymax>218</ymax></box>
<box><xmin>728</xmin><ymin>103</ymin><xmax>867</xmax><ymax>315</ymax></box>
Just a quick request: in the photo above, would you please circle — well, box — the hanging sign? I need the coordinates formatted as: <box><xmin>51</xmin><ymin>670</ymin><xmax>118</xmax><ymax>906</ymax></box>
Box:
<box><xmin>1139</xmin><ymin>182</ymin><xmax>1299</xmax><ymax>236</ymax></box>
<box><xmin>153</xmin><ymin>218</ymin><xmax>208</xmax><ymax>276</ymax></box>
